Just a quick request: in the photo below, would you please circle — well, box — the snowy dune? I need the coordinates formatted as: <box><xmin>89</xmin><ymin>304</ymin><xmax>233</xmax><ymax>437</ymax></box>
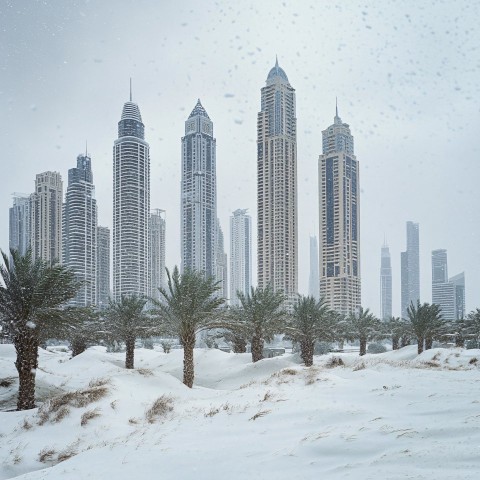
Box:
<box><xmin>1</xmin><ymin>345</ymin><xmax>479</xmax><ymax>480</ymax></box>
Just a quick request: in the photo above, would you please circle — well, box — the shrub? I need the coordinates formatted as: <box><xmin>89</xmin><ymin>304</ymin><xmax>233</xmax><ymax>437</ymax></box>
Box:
<box><xmin>145</xmin><ymin>395</ymin><xmax>174</xmax><ymax>423</ymax></box>
<box><xmin>367</xmin><ymin>342</ymin><xmax>387</xmax><ymax>354</ymax></box>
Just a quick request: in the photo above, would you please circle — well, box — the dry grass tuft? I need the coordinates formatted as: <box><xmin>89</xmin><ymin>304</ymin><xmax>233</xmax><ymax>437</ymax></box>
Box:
<box><xmin>281</xmin><ymin>368</ymin><xmax>297</xmax><ymax>376</ymax></box>
<box><xmin>137</xmin><ymin>368</ymin><xmax>154</xmax><ymax>377</ymax></box>
<box><xmin>353</xmin><ymin>362</ymin><xmax>366</xmax><ymax>371</ymax></box>
<box><xmin>80</xmin><ymin>408</ymin><xmax>101</xmax><ymax>426</ymax></box>
<box><xmin>110</xmin><ymin>400</ymin><xmax>117</xmax><ymax>410</ymax></box>
<box><xmin>128</xmin><ymin>417</ymin><xmax>139</xmax><ymax>425</ymax></box>
<box><xmin>88</xmin><ymin>378</ymin><xmax>110</xmax><ymax>388</ymax></box>
<box><xmin>421</xmin><ymin>360</ymin><xmax>440</xmax><ymax>368</ymax></box>
<box><xmin>57</xmin><ymin>443</ymin><xmax>78</xmax><ymax>463</ymax></box>
<box><xmin>0</xmin><ymin>377</ymin><xmax>16</xmax><ymax>388</ymax></box>
<box><xmin>38</xmin><ymin>448</ymin><xmax>56</xmax><ymax>463</ymax></box>
<box><xmin>37</xmin><ymin>384</ymin><xmax>109</xmax><ymax>425</ymax></box>
<box><xmin>204</xmin><ymin>406</ymin><xmax>220</xmax><ymax>417</ymax></box>
<box><xmin>261</xmin><ymin>391</ymin><xmax>273</xmax><ymax>402</ymax></box>
<box><xmin>249</xmin><ymin>409</ymin><xmax>271</xmax><ymax>421</ymax></box>
<box><xmin>145</xmin><ymin>395</ymin><xmax>174</xmax><ymax>423</ymax></box>
<box><xmin>22</xmin><ymin>418</ymin><xmax>32</xmax><ymax>430</ymax></box>
<box><xmin>469</xmin><ymin>357</ymin><xmax>478</xmax><ymax>365</ymax></box>
<box><xmin>326</xmin><ymin>356</ymin><xmax>344</xmax><ymax>368</ymax></box>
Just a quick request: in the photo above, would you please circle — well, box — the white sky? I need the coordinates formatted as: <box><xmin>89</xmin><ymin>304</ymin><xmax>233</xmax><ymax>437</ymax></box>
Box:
<box><xmin>1</xmin><ymin>0</ymin><xmax>479</xmax><ymax>316</ymax></box>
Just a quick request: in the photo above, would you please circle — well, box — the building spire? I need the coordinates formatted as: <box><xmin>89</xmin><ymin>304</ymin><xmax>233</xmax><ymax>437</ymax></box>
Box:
<box><xmin>275</xmin><ymin>54</ymin><xmax>278</xmax><ymax>68</ymax></box>
<box><xmin>336</xmin><ymin>96</ymin><xmax>338</xmax><ymax>117</ymax></box>
<box><xmin>129</xmin><ymin>78</ymin><xmax>132</xmax><ymax>102</ymax></box>
<box><xmin>85</xmin><ymin>139</ymin><xmax>88</xmax><ymax>157</ymax></box>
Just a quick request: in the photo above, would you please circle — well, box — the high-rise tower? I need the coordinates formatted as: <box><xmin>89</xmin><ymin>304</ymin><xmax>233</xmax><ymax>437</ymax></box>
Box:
<box><xmin>401</xmin><ymin>221</ymin><xmax>420</xmax><ymax>318</ymax></box>
<box><xmin>113</xmin><ymin>86</ymin><xmax>150</xmax><ymax>299</ymax></box>
<box><xmin>230</xmin><ymin>209</ymin><xmax>252</xmax><ymax>306</ymax></box>
<box><xmin>257</xmin><ymin>58</ymin><xmax>297</xmax><ymax>306</ymax></box>
<box><xmin>318</xmin><ymin>104</ymin><xmax>360</xmax><ymax>315</ymax></box>
<box><xmin>30</xmin><ymin>171</ymin><xmax>63</xmax><ymax>264</ymax></box>
<box><xmin>181</xmin><ymin>99</ymin><xmax>217</xmax><ymax>279</ymax></box>
<box><xmin>216</xmin><ymin>219</ymin><xmax>228</xmax><ymax>299</ymax></box>
<box><xmin>149</xmin><ymin>209</ymin><xmax>166</xmax><ymax>302</ymax></box>
<box><xmin>308</xmin><ymin>236</ymin><xmax>320</xmax><ymax>300</ymax></box>
<box><xmin>380</xmin><ymin>243</ymin><xmax>392</xmax><ymax>320</ymax></box>
<box><xmin>96</xmin><ymin>226</ymin><xmax>110</xmax><ymax>309</ymax></box>
<box><xmin>63</xmin><ymin>153</ymin><xmax>98</xmax><ymax>306</ymax></box>
<box><xmin>9</xmin><ymin>194</ymin><xmax>31</xmax><ymax>256</ymax></box>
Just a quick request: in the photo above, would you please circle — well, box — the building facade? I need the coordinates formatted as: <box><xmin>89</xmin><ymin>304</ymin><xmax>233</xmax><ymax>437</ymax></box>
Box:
<box><xmin>318</xmin><ymin>105</ymin><xmax>361</xmax><ymax>316</ymax></box>
<box><xmin>230</xmin><ymin>209</ymin><xmax>252</xmax><ymax>306</ymax></box>
<box><xmin>96</xmin><ymin>226</ymin><xmax>110</xmax><ymax>309</ymax></box>
<box><xmin>401</xmin><ymin>221</ymin><xmax>420</xmax><ymax>318</ymax></box>
<box><xmin>113</xmin><ymin>92</ymin><xmax>150</xmax><ymax>299</ymax></box>
<box><xmin>9</xmin><ymin>194</ymin><xmax>31</xmax><ymax>256</ymax></box>
<box><xmin>308</xmin><ymin>235</ymin><xmax>320</xmax><ymax>300</ymax></box>
<box><xmin>431</xmin><ymin>249</ymin><xmax>465</xmax><ymax>320</ymax></box>
<box><xmin>257</xmin><ymin>58</ymin><xmax>297</xmax><ymax>306</ymax></box>
<box><xmin>216</xmin><ymin>219</ymin><xmax>228</xmax><ymax>300</ymax></box>
<box><xmin>181</xmin><ymin>99</ymin><xmax>217</xmax><ymax>279</ymax></box>
<box><xmin>380</xmin><ymin>243</ymin><xmax>392</xmax><ymax>320</ymax></box>
<box><xmin>63</xmin><ymin>153</ymin><xmax>98</xmax><ymax>306</ymax></box>
<box><xmin>30</xmin><ymin>171</ymin><xmax>63</xmax><ymax>264</ymax></box>
<box><xmin>149</xmin><ymin>209</ymin><xmax>166</xmax><ymax>302</ymax></box>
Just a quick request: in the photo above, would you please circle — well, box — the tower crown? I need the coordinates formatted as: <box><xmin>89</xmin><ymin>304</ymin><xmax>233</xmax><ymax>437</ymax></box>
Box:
<box><xmin>121</xmin><ymin>101</ymin><xmax>143</xmax><ymax>123</ymax></box>
<box><xmin>188</xmin><ymin>99</ymin><xmax>210</xmax><ymax>119</ymax></box>
<box><xmin>266</xmin><ymin>56</ymin><xmax>289</xmax><ymax>85</ymax></box>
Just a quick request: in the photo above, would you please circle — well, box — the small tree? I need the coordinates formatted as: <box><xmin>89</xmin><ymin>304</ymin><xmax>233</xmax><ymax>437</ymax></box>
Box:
<box><xmin>464</xmin><ymin>308</ymin><xmax>480</xmax><ymax>346</ymax></box>
<box><xmin>285</xmin><ymin>296</ymin><xmax>335</xmax><ymax>366</ymax></box>
<box><xmin>152</xmin><ymin>267</ymin><xmax>225</xmax><ymax>388</ymax></box>
<box><xmin>344</xmin><ymin>307</ymin><xmax>381</xmax><ymax>356</ymax></box>
<box><xmin>104</xmin><ymin>295</ymin><xmax>153</xmax><ymax>369</ymax></box>
<box><xmin>233</xmin><ymin>285</ymin><xmax>286</xmax><ymax>363</ymax></box>
<box><xmin>0</xmin><ymin>249</ymin><xmax>80</xmax><ymax>410</ymax></box>
<box><xmin>62</xmin><ymin>306</ymin><xmax>101</xmax><ymax>357</ymax></box>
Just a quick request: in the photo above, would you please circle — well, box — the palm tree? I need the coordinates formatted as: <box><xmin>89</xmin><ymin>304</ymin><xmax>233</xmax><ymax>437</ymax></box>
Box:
<box><xmin>62</xmin><ymin>306</ymin><xmax>101</xmax><ymax>357</ymax></box>
<box><xmin>285</xmin><ymin>296</ymin><xmax>335</xmax><ymax>366</ymax></box>
<box><xmin>0</xmin><ymin>249</ymin><xmax>80</xmax><ymax>410</ymax></box>
<box><xmin>152</xmin><ymin>267</ymin><xmax>225</xmax><ymax>388</ymax></box>
<box><xmin>385</xmin><ymin>316</ymin><xmax>408</xmax><ymax>350</ymax></box>
<box><xmin>104</xmin><ymin>295</ymin><xmax>154</xmax><ymax>369</ymax></box>
<box><xmin>344</xmin><ymin>307</ymin><xmax>381</xmax><ymax>356</ymax></box>
<box><xmin>465</xmin><ymin>308</ymin><xmax>480</xmax><ymax>346</ymax></box>
<box><xmin>407</xmin><ymin>301</ymin><xmax>445</xmax><ymax>354</ymax></box>
<box><xmin>234</xmin><ymin>285</ymin><xmax>286</xmax><ymax>363</ymax></box>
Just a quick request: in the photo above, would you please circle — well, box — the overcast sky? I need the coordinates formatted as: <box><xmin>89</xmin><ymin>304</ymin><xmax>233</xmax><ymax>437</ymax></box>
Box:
<box><xmin>1</xmin><ymin>0</ymin><xmax>479</xmax><ymax>316</ymax></box>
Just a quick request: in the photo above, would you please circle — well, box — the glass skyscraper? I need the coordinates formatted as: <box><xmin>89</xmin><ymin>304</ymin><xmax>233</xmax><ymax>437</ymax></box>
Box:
<box><xmin>380</xmin><ymin>243</ymin><xmax>392</xmax><ymax>320</ymax></box>
<box><xmin>401</xmin><ymin>221</ymin><xmax>420</xmax><ymax>318</ymax></box>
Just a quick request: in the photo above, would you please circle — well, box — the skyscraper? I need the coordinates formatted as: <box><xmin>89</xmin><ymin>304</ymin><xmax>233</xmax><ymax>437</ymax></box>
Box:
<box><xmin>63</xmin><ymin>153</ymin><xmax>98</xmax><ymax>306</ymax></box>
<box><xmin>113</xmin><ymin>88</ymin><xmax>150</xmax><ymax>299</ymax></box>
<box><xmin>431</xmin><ymin>249</ymin><xmax>465</xmax><ymax>320</ymax></box>
<box><xmin>149</xmin><ymin>209</ymin><xmax>166</xmax><ymax>302</ymax></box>
<box><xmin>380</xmin><ymin>243</ymin><xmax>392</xmax><ymax>320</ymax></box>
<box><xmin>216</xmin><ymin>219</ymin><xmax>228</xmax><ymax>300</ymax></box>
<box><xmin>230</xmin><ymin>209</ymin><xmax>252</xmax><ymax>306</ymax></box>
<box><xmin>401</xmin><ymin>221</ymin><xmax>420</xmax><ymax>318</ymax></box>
<box><xmin>181</xmin><ymin>99</ymin><xmax>217</xmax><ymax>279</ymax></box>
<box><xmin>30</xmin><ymin>171</ymin><xmax>63</xmax><ymax>264</ymax></box>
<box><xmin>96</xmin><ymin>226</ymin><xmax>110</xmax><ymax>309</ymax></box>
<box><xmin>318</xmin><ymin>104</ymin><xmax>360</xmax><ymax>316</ymax></box>
<box><xmin>308</xmin><ymin>236</ymin><xmax>320</xmax><ymax>300</ymax></box>
<box><xmin>9</xmin><ymin>194</ymin><xmax>30</xmax><ymax>256</ymax></box>
<box><xmin>257</xmin><ymin>58</ymin><xmax>297</xmax><ymax>306</ymax></box>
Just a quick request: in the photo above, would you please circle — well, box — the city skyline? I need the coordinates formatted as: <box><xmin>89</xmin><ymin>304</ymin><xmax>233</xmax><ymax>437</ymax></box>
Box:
<box><xmin>1</xmin><ymin>1</ymin><xmax>479</xmax><ymax>316</ymax></box>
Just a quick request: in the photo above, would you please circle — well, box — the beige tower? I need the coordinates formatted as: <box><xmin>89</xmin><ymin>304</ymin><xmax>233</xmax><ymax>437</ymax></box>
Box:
<box><xmin>257</xmin><ymin>58</ymin><xmax>297</xmax><ymax>306</ymax></box>
<box><xmin>30</xmin><ymin>171</ymin><xmax>63</xmax><ymax>264</ymax></box>
<box><xmin>318</xmin><ymin>105</ymin><xmax>361</xmax><ymax>315</ymax></box>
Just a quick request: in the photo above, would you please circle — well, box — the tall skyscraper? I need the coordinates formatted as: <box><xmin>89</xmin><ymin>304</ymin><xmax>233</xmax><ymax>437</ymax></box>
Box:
<box><xmin>149</xmin><ymin>209</ymin><xmax>166</xmax><ymax>302</ymax></box>
<box><xmin>257</xmin><ymin>58</ymin><xmax>297</xmax><ymax>306</ymax></box>
<box><xmin>401</xmin><ymin>221</ymin><xmax>420</xmax><ymax>318</ymax></box>
<box><xmin>30</xmin><ymin>171</ymin><xmax>63</xmax><ymax>264</ymax></box>
<box><xmin>113</xmin><ymin>88</ymin><xmax>150</xmax><ymax>299</ymax></box>
<box><xmin>181</xmin><ymin>99</ymin><xmax>217</xmax><ymax>279</ymax></box>
<box><xmin>96</xmin><ymin>226</ymin><xmax>110</xmax><ymax>309</ymax></box>
<box><xmin>215</xmin><ymin>219</ymin><xmax>228</xmax><ymax>300</ymax></box>
<box><xmin>9</xmin><ymin>194</ymin><xmax>31</xmax><ymax>256</ymax></box>
<box><xmin>431</xmin><ymin>249</ymin><xmax>465</xmax><ymax>320</ymax></box>
<box><xmin>318</xmin><ymin>104</ymin><xmax>360</xmax><ymax>316</ymax></box>
<box><xmin>308</xmin><ymin>236</ymin><xmax>320</xmax><ymax>300</ymax></box>
<box><xmin>380</xmin><ymin>242</ymin><xmax>392</xmax><ymax>320</ymax></box>
<box><xmin>230</xmin><ymin>209</ymin><xmax>252</xmax><ymax>306</ymax></box>
<box><xmin>63</xmin><ymin>153</ymin><xmax>98</xmax><ymax>306</ymax></box>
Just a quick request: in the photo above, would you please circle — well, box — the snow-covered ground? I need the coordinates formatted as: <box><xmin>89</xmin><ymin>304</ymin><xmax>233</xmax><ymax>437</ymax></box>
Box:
<box><xmin>1</xmin><ymin>344</ymin><xmax>479</xmax><ymax>480</ymax></box>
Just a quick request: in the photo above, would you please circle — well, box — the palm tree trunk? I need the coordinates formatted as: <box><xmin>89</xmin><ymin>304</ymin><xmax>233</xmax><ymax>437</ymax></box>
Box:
<box><xmin>417</xmin><ymin>336</ymin><xmax>424</xmax><ymax>354</ymax></box>
<box><xmin>359</xmin><ymin>337</ymin><xmax>367</xmax><ymax>356</ymax></box>
<box><xmin>400</xmin><ymin>336</ymin><xmax>410</xmax><ymax>348</ymax></box>
<box><xmin>251</xmin><ymin>335</ymin><xmax>264</xmax><ymax>362</ymax></box>
<box><xmin>14</xmin><ymin>331</ymin><xmax>38</xmax><ymax>411</ymax></box>
<box><xmin>183</xmin><ymin>339</ymin><xmax>195</xmax><ymax>388</ymax></box>
<box><xmin>392</xmin><ymin>336</ymin><xmax>399</xmax><ymax>350</ymax></box>
<box><xmin>425</xmin><ymin>337</ymin><xmax>433</xmax><ymax>350</ymax></box>
<box><xmin>301</xmin><ymin>339</ymin><xmax>314</xmax><ymax>367</ymax></box>
<box><xmin>233</xmin><ymin>336</ymin><xmax>247</xmax><ymax>353</ymax></box>
<box><xmin>455</xmin><ymin>335</ymin><xmax>464</xmax><ymax>348</ymax></box>
<box><xmin>125</xmin><ymin>337</ymin><xmax>135</xmax><ymax>369</ymax></box>
<box><xmin>71</xmin><ymin>337</ymin><xmax>87</xmax><ymax>357</ymax></box>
